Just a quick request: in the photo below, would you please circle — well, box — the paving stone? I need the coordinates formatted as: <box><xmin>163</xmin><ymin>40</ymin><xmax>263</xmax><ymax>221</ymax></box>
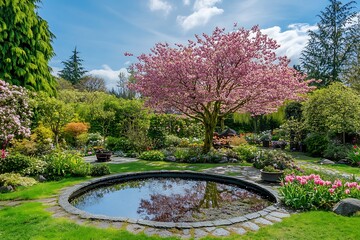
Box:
<box><xmin>94</xmin><ymin>221</ymin><xmax>110</xmax><ymax>229</ymax></box>
<box><xmin>52</xmin><ymin>211</ymin><xmax>69</xmax><ymax>218</ymax></box>
<box><xmin>269</xmin><ymin>211</ymin><xmax>290</xmax><ymax>218</ymax></box>
<box><xmin>242</xmin><ymin>221</ymin><xmax>260</xmax><ymax>231</ymax></box>
<box><xmin>212</xmin><ymin>228</ymin><xmax>230</xmax><ymax>237</ymax></box>
<box><xmin>144</xmin><ymin>228</ymin><xmax>160</xmax><ymax>236</ymax></box>
<box><xmin>228</xmin><ymin>216</ymin><xmax>247</xmax><ymax>223</ymax></box>
<box><xmin>244</xmin><ymin>212</ymin><xmax>261</xmax><ymax>220</ymax></box>
<box><xmin>182</xmin><ymin>229</ymin><xmax>190</xmax><ymax>235</ymax></box>
<box><xmin>74</xmin><ymin>218</ymin><xmax>87</xmax><ymax>225</ymax></box>
<box><xmin>46</xmin><ymin>206</ymin><xmax>62</xmax><ymax>212</ymax></box>
<box><xmin>212</xmin><ymin>219</ymin><xmax>232</xmax><ymax>226</ymax></box>
<box><xmin>257</xmin><ymin>210</ymin><xmax>269</xmax><ymax>216</ymax></box>
<box><xmin>264</xmin><ymin>206</ymin><xmax>277</xmax><ymax>211</ymax></box>
<box><xmin>126</xmin><ymin>224</ymin><xmax>145</xmax><ymax>233</ymax></box>
<box><xmin>194</xmin><ymin>229</ymin><xmax>208</xmax><ymax>239</ymax></box>
<box><xmin>265</xmin><ymin>215</ymin><xmax>282</xmax><ymax>222</ymax></box>
<box><xmin>157</xmin><ymin>230</ymin><xmax>174</xmax><ymax>238</ymax></box>
<box><xmin>228</xmin><ymin>227</ymin><xmax>247</xmax><ymax>235</ymax></box>
<box><xmin>254</xmin><ymin>217</ymin><xmax>273</xmax><ymax>225</ymax></box>
<box><xmin>205</xmin><ymin>227</ymin><xmax>216</xmax><ymax>232</ymax></box>
<box><xmin>111</xmin><ymin>222</ymin><xmax>123</xmax><ymax>229</ymax></box>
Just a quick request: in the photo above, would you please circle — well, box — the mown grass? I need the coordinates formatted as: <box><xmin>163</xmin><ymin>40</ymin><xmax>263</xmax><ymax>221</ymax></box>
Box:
<box><xmin>1</xmin><ymin>202</ymin><xmax>359</xmax><ymax>240</ymax></box>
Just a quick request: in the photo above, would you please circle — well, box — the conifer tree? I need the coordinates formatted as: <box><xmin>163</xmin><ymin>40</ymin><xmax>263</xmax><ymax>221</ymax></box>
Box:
<box><xmin>59</xmin><ymin>47</ymin><xmax>87</xmax><ymax>85</ymax></box>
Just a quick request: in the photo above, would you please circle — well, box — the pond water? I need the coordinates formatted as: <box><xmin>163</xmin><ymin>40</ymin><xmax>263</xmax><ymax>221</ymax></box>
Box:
<box><xmin>71</xmin><ymin>177</ymin><xmax>271</xmax><ymax>222</ymax></box>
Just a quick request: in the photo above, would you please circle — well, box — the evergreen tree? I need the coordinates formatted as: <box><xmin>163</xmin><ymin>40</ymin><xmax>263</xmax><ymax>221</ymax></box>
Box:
<box><xmin>0</xmin><ymin>0</ymin><xmax>57</xmax><ymax>95</ymax></box>
<box><xmin>301</xmin><ymin>0</ymin><xmax>358</xmax><ymax>87</ymax></box>
<box><xmin>59</xmin><ymin>47</ymin><xmax>87</xmax><ymax>85</ymax></box>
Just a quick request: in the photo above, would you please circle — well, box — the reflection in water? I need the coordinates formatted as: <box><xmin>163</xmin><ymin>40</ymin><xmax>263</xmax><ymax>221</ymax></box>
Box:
<box><xmin>71</xmin><ymin>178</ymin><xmax>271</xmax><ymax>222</ymax></box>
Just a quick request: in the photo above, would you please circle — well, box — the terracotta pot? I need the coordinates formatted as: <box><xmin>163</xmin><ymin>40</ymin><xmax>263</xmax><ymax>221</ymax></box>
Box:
<box><xmin>260</xmin><ymin>169</ymin><xmax>284</xmax><ymax>183</ymax></box>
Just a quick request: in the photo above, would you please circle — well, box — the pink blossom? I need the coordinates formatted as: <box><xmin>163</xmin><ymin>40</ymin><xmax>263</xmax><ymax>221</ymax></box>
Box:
<box><xmin>345</xmin><ymin>189</ymin><xmax>350</xmax><ymax>194</ymax></box>
<box><xmin>300</xmin><ymin>179</ymin><xmax>307</xmax><ymax>185</ymax></box>
<box><xmin>334</xmin><ymin>180</ymin><xmax>342</xmax><ymax>187</ymax></box>
<box><xmin>328</xmin><ymin>188</ymin><xmax>335</xmax><ymax>194</ymax></box>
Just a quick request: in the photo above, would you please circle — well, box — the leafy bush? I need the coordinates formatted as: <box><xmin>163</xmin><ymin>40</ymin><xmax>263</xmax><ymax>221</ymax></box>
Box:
<box><xmin>173</xmin><ymin>148</ymin><xmax>191</xmax><ymax>161</ymax></box>
<box><xmin>0</xmin><ymin>153</ymin><xmax>34</xmax><ymax>174</ymax></box>
<box><xmin>233</xmin><ymin>144</ymin><xmax>258</xmax><ymax>162</ymax></box>
<box><xmin>22</xmin><ymin>158</ymin><xmax>48</xmax><ymax>176</ymax></box>
<box><xmin>105</xmin><ymin>136</ymin><xmax>135</xmax><ymax>153</ymax></box>
<box><xmin>280</xmin><ymin>174</ymin><xmax>360</xmax><ymax>210</ymax></box>
<box><xmin>139</xmin><ymin>150</ymin><xmax>165</xmax><ymax>161</ymax></box>
<box><xmin>164</xmin><ymin>135</ymin><xmax>182</xmax><ymax>147</ymax></box>
<box><xmin>323</xmin><ymin>142</ymin><xmax>351</xmax><ymax>161</ymax></box>
<box><xmin>87</xmin><ymin>132</ymin><xmax>104</xmax><ymax>147</ymax></box>
<box><xmin>90</xmin><ymin>164</ymin><xmax>111</xmax><ymax>176</ymax></box>
<box><xmin>0</xmin><ymin>173</ymin><xmax>37</xmax><ymax>189</ymax></box>
<box><xmin>304</xmin><ymin>133</ymin><xmax>329</xmax><ymax>157</ymax></box>
<box><xmin>253</xmin><ymin>150</ymin><xmax>296</xmax><ymax>170</ymax></box>
<box><xmin>43</xmin><ymin>152</ymin><xmax>91</xmax><ymax>178</ymax></box>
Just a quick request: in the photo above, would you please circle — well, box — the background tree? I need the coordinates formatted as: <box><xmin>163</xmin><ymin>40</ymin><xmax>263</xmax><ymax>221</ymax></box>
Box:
<box><xmin>75</xmin><ymin>75</ymin><xmax>106</xmax><ymax>92</ymax></box>
<box><xmin>301</xmin><ymin>0</ymin><xmax>358</xmax><ymax>86</ymax></box>
<box><xmin>59</xmin><ymin>47</ymin><xmax>87</xmax><ymax>85</ymax></box>
<box><xmin>0</xmin><ymin>80</ymin><xmax>32</xmax><ymax>157</ymax></box>
<box><xmin>129</xmin><ymin>25</ymin><xmax>312</xmax><ymax>153</ymax></box>
<box><xmin>109</xmin><ymin>71</ymin><xmax>136</xmax><ymax>99</ymax></box>
<box><xmin>0</xmin><ymin>0</ymin><xmax>57</xmax><ymax>95</ymax></box>
<box><xmin>303</xmin><ymin>82</ymin><xmax>360</xmax><ymax>144</ymax></box>
<box><xmin>36</xmin><ymin>93</ymin><xmax>74</xmax><ymax>146</ymax></box>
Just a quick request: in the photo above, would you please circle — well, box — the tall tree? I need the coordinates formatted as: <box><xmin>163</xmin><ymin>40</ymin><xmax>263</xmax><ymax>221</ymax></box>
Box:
<box><xmin>109</xmin><ymin>70</ymin><xmax>136</xmax><ymax>99</ymax></box>
<box><xmin>59</xmin><ymin>47</ymin><xmax>87</xmax><ymax>85</ymax></box>
<box><xmin>301</xmin><ymin>0</ymin><xmax>358</xmax><ymax>87</ymax></box>
<box><xmin>128</xmin><ymin>25</ymin><xmax>312</xmax><ymax>154</ymax></box>
<box><xmin>0</xmin><ymin>0</ymin><xmax>57</xmax><ymax>95</ymax></box>
<box><xmin>75</xmin><ymin>75</ymin><xmax>106</xmax><ymax>92</ymax></box>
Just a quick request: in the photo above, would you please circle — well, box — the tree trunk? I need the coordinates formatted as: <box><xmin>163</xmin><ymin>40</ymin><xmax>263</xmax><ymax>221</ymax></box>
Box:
<box><xmin>202</xmin><ymin>117</ymin><xmax>217</xmax><ymax>154</ymax></box>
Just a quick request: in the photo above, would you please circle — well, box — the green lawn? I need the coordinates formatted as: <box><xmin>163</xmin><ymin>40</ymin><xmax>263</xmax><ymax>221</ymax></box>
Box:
<box><xmin>1</xmin><ymin>158</ymin><xmax>359</xmax><ymax>239</ymax></box>
<box><xmin>1</xmin><ymin>202</ymin><xmax>359</xmax><ymax>240</ymax></box>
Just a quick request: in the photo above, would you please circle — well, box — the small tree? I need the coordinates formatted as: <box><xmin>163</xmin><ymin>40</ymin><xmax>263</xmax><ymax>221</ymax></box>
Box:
<box><xmin>59</xmin><ymin>47</ymin><xmax>87</xmax><ymax>85</ymax></box>
<box><xmin>0</xmin><ymin>80</ymin><xmax>32</xmax><ymax>157</ymax></box>
<box><xmin>128</xmin><ymin>25</ymin><xmax>312</xmax><ymax>153</ymax></box>
<box><xmin>75</xmin><ymin>75</ymin><xmax>106</xmax><ymax>92</ymax></box>
<box><xmin>303</xmin><ymin>82</ymin><xmax>360</xmax><ymax>144</ymax></box>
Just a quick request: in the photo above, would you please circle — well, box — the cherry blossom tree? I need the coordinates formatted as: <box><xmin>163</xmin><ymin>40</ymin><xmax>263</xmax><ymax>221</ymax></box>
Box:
<box><xmin>0</xmin><ymin>80</ymin><xmax>32</xmax><ymax>158</ymax></box>
<box><xmin>128</xmin><ymin>25</ymin><xmax>313</xmax><ymax>153</ymax></box>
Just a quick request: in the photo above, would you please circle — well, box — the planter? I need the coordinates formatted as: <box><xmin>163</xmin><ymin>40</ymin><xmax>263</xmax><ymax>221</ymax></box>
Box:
<box><xmin>262</xmin><ymin>140</ymin><xmax>270</xmax><ymax>148</ymax></box>
<box><xmin>96</xmin><ymin>152</ymin><xmax>112</xmax><ymax>162</ymax></box>
<box><xmin>260</xmin><ymin>169</ymin><xmax>284</xmax><ymax>183</ymax></box>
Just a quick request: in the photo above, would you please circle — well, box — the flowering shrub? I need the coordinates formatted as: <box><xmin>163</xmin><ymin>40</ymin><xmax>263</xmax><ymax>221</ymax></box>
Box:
<box><xmin>233</xmin><ymin>144</ymin><xmax>258</xmax><ymax>162</ymax></box>
<box><xmin>253</xmin><ymin>150</ymin><xmax>296</xmax><ymax>170</ymax></box>
<box><xmin>0</xmin><ymin>80</ymin><xmax>32</xmax><ymax>155</ymax></box>
<box><xmin>280</xmin><ymin>174</ymin><xmax>360</xmax><ymax>210</ymax></box>
<box><xmin>348</xmin><ymin>145</ymin><xmax>360</xmax><ymax>166</ymax></box>
<box><xmin>0</xmin><ymin>173</ymin><xmax>37</xmax><ymax>190</ymax></box>
<box><xmin>139</xmin><ymin>150</ymin><xmax>165</xmax><ymax>161</ymax></box>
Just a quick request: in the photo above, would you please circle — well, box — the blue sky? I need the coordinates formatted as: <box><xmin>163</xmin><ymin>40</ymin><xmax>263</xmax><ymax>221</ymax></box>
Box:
<box><xmin>37</xmin><ymin>0</ymin><xmax>337</xmax><ymax>89</ymax></box>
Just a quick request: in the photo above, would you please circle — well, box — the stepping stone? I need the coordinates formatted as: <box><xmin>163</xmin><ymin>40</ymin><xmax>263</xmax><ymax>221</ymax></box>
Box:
<box><xmin>74</xmin><ymin>218</ymin><xmax>87</xmax><ymax>225</ymax></box>
<box><xmin>194</xmin><ymin>229</ymin><xmax>208</xmax><ymax>239</ymax></box>
<box><xmin>265</xmin><ymin>215</ymin><xmax>282</xmax><ymax>222</ymax></box>
<box><xmin>242</xmin><ymin>221</ymin><xmax>260</xmax><ymax>231</ymax></box>
<box><xmin>228</xmin><ymin>227</ymin><xmax>247</xmax><ymax>235</ymax></box>
<box><xmin>205</xmin><ymin>227</ymin><xmax>216</xmax><ymax>232</ymax></box>
<box><xmin>254</xmin><ymin>217</ymin><xmax>273</xmax><ymax>225</ymax></box>
<box><xmin>111</xmin><ymin>222</ymin><xmax>123</xmax><ymax>229</ymax></box>
<box><xmin>126</xmin><ymin>224</ymin><xmax>145</xmax><ymax>233</ymax></box>
<box><xmin>212</xmin><ymin>228</ymin><xmax>230</xmax><ymax>237</ymax></box>
<box><xmin>157</xmin><ymin>230</ymin><xmax>174</xmax><ymax>238</ymax></box>
<box><xmin>52</xmin><ymin>211</ymin><xmax>69</xmax><ymax>218</ymax></box>
<box><xmin>269</xmin><ymin>212</ymin><xmax>290</xmax><ymax>218</ymax></box>
<box><xmin>144</xmin><ymin>228</ymin><xmax>159</xmax><ymax>236</ymax></box>
<box><xmin>94</xmin><ymin>221</ymin><xmax>110</xmax><ymax>229</ymax></box>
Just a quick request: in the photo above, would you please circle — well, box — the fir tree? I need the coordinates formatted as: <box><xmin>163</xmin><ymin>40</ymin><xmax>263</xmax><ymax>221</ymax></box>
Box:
<box><xmin>59</xmin><ymin>47</ymin><xmax>87</xmax><ymax>85</ymax></box>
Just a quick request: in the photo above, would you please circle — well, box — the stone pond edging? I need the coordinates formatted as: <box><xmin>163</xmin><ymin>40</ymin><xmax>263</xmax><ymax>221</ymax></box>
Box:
<box><xmin>58</xmin><ymin>170</ymin><xmax>281</xmax><ymax>229</ymax></box>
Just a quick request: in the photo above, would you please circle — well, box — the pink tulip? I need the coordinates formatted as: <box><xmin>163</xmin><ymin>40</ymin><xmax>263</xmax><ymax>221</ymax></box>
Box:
<box><xmin>328</xmin><ymin>188</ymin><xmax>335</xmax><ymax>194</ymax></box>
<box><xmin>345</xmin><ymin>189</ymin><xmax>350</xmax><ymax>194</ymax></box>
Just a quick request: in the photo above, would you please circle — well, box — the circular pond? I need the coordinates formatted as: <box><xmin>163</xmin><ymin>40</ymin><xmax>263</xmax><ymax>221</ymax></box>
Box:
<box><xmin>59</xmin><ymin>171</ymin><xmax>279</xmax><ymax>228</ymax></box>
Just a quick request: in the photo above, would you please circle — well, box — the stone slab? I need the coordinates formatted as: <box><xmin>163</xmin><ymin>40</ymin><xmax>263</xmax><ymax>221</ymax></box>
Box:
<box><xmin>254</xmin><ymin>217</ymin><xmax>273</xmax><ymax>225</ymax></box>
<box><xmin>212</xmin><ymin>228</ymin><xmax>230</xmax><ymax>237</ymax></box>
<box><xmin>242</xmin><ymin>222</ymin><xmax>260</xmax><ymax>231</ymax></box>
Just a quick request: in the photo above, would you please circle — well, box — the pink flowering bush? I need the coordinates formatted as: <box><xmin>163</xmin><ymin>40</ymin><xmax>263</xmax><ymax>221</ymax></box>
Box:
<box><xmin>0</xmin><ymin>80</ymin><xmax>32</xmax><ymax>156</ymax></box>
<box><xmin>280</xmin><ymin>174</ymin><xmax>360</xmax><ymax>210</ymax></box>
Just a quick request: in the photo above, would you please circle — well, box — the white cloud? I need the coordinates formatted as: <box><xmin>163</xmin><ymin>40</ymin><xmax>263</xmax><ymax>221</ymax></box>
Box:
<box><xmin>261</xmin><ymin>23</ymin><xmax>317</xmax><ymax>65</ymax></box>
<box><xmin>177</xmin><ymin>0</ymin><xmax>223</xmax><ymax>30</ymax></box>
<box><xmin>51</xmin><ymin>66</ymin><xmax>61</xmax><ymax>77</ymax></box>
<box><xmin>88</xmin><ymin>65</ymin><xmax>128</xmax><ymax>90</ymax></box>
<box><xmin>183</xmin><ymin>0</ymin><xmax>191</xmax><ymax>6</ymax></box>
<box><xmin>149</xmin><ymin>0</ymin><xmax>172</xmax><ymax>15</ymax></box>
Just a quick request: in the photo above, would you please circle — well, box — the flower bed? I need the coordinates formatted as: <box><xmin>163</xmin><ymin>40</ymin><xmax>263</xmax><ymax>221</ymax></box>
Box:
<box><xmin>280</xmin><ymin>174</ymin><xmax>360</xmax><ymax>210</ymax></box>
